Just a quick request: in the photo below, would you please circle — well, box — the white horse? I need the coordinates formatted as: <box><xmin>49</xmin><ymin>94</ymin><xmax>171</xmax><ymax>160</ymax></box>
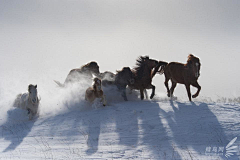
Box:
<box><xmin>13</xmin><ymin>84</ymin><xmax>40</xmax><ymax>120</ymax></box>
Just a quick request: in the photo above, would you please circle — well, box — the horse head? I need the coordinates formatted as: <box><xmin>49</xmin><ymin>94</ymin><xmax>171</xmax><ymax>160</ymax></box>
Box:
<box><xmin>93</xmin><ymin>77</ymin><xmax>102</xmax><ymax>91</ymax></box>
<box><xmin>187</xmin><ymin>54</ymin><xmax>201</xmax><ymax>78</ymax></box>
<box><xmin>120</xmin><ymin>67</ymin><xmax>135</xmax><ymax>85</ymax></box>
<box><xmin>28</xmin><ymin>84</ymin><xmax>38</xmax><ymax>105</ymax></box>
<box><xmin>139</xmin><ymin>56</ymin><xmax>159</xmax><ymax>69</ymax></box>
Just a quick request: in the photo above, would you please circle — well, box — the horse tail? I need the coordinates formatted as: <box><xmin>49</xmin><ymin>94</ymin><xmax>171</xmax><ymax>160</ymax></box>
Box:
<box><xmin>152</xmin><ymin>61</ymin><xmax>168</xmax><ymax>78</ymax></box>
<box><xmin>158</xmin><ymin>61</ymin><xmax>168</xmax><ymax>74</ymax></box>
<box><xmin>54</xmin><ymin>80</ymin><xmax>65</xmax><ymax>87</ymax></box>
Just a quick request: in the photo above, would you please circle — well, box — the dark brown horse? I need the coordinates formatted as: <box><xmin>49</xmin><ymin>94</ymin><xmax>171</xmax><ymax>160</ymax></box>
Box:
<box><xmin>54</xmin><ymin>61</ymin><xmax>100</xmax><ymax>87</ymax></box>
<box><xmin>152</xmin><ymin>54</ymin><xmax>201</xmax><ymax>101</ymax></box>
<box><xmin>128</xmin><ymin>56</ymin><xmax>159</xmax><ymax>100</ymax></box>
<box><xmin>102</xmin><ymin>67</ymin><xmax>134</xmax><ymax>101</ymax></box>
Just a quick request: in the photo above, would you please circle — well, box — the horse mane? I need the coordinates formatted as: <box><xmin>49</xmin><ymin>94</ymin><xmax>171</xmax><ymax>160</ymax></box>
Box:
<box><xmin>133</xmin><ymin>56</ymin><xmax>149</xmax><ymax>78</ymax></box>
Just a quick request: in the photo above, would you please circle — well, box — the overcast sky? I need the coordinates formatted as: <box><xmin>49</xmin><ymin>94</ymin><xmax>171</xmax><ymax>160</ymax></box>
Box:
<box><xmin>0</xmin><ymin>0</ymin><xmax>240</xmax><ymax>100</ymax></box>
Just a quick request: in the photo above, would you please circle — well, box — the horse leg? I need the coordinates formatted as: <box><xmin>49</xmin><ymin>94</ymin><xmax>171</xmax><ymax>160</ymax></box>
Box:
<box><xmin>164</xmin><ymin>77</ymin><xmax>170</xmax><ymax>97</ymax></box>
<box><xmin>28</xmin><ymin>109</ymin><xmax>33</xmax><ymax>120</ymax></box>
<box><xmin>121</xmin><ymin>89</ymin><xmax>128</xmax><ymax>101</ymax></box>
<box><xmin>185</xmin><ymin>84</ymin><xmax>192</xmax><ymax>101</ymax></box>
<box><xmin>170</xmin><ymin>81</ymin><xmax>177</xmax><ymax>97</ymax></box>
<box><xmin>140</xmin><ymin>89</ymin><xmax>144</xmax><ymax>100</ymax></box>
<box><xmin>191</xmin><ymin>81</ymin><xmax>201</xmax><ymax>98</ymax></box>
<box><xmin>128</xmin><ymin>88</ymin><xmax>133</xmax><ymax>94</ymax></box>
<box><xmin>101</xmin><ymin>95</ymin><xmax>107</xmax><ymax>106</ymax></box>
<box><xmin>27</xmin><ymin>108</ymin><xmax>31</xmax><ymax>115</ymax></box>
<box><xmin>150</xmin><ymin>85</ymin><xmax>155</xmax><ymax>99</ymax></box>
<box><xmin>144</xmin><ymin>89</ymin><xmax>148</xmax><ymax>99</ymax></box>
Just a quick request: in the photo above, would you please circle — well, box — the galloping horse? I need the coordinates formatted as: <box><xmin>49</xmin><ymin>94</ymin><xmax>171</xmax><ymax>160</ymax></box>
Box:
<box><xmin>152</xmin><ymin>54</ymin><xmax>201</xmax><ymax>101</ymax></box>
<box><xmin>14</xmin><ymin>84</ymin><xmax>40</xmax><ymax>120</ymax></box>
<box><xmin>85</xmin><ymin>77</ymin><xmax>107</xmax><ymax>106</ymax></box>
<box><xmin>55</xmin><ymin>61</ymin><xmax>100</xmax><ymax>87</ymax></box>
<box><xmin>128</xmin><ymin>56</ymin><xmax>159</xmax><ymax>100</ymax></box>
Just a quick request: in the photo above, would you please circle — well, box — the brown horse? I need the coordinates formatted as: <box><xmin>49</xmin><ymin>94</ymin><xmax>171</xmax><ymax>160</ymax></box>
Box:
<box><xmin>54</xmin><ymin>61</ymin><xmax>100</xmax><ymax>87</ymax></box>
<box><xmin>85</xmin><ymin>77</ymin><xmax>106</xmax><ymax>106</ymax></box>
<box><xmin>128</xmin><ymin>56</ymin><xmax>159</xmax><ymax>100</ymax></box>
<box><xmin>152</xmin><ymin>54</ymin><xmax>201</xmax><ymax>101</ymax></box>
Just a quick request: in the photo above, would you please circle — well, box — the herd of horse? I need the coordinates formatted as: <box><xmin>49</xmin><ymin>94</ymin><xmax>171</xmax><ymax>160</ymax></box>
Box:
<box><xmin>13</xmin><ymin>54</ymin><xmax>201</xmax><ymax>120</ymax></box>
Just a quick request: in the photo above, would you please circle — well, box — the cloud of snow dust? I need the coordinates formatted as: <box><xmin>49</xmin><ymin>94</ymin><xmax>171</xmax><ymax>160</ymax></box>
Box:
<box><xmin>0</xmin><ymin>70</ymin><xmax>142</xmax><ymax>124</ymax></box>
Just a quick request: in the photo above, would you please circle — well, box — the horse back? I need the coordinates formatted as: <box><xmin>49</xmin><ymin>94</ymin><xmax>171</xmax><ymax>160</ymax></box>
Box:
<box><xmin>166</xmin><ymin>62</ymin><xmax>186</xmax><ymax>84</ymax></box>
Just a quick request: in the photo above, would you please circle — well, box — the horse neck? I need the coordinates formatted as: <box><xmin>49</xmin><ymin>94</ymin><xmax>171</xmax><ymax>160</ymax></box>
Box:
<box><xmin>135</xmin><ymin>65</ymin><xmax>152</xmax><ymax>78</ymax></box>
<box><xmin>94</xmin><ymin>88</ymin><xmax>102</xmax><ymax>97</ymax></box>
<box><xmin>93</xmin><ymin>84</ymin><xmax>101</xmax><ymax>92</ymax></box>
<box><xmin>28</xmin><ymin>94</ymin><xmax>38</xmax><ymax>106</ymax></box>
<box><xmin>115</xmin><ymin>72</ymin><xmax>124</xmax><ymax>82</ymax></box>
<box><xmin>185</xmin><ymin>63</ymin><xmax>197</xmax><ymax>78</ymax></box>
<box><xmin>142</xmin><ymin>66</ymin><xmax>152</xmax><ymax>78</ymax></box>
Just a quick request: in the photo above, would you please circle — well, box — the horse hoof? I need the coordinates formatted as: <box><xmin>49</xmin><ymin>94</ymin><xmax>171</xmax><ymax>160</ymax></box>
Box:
<box><xmin>27</xmin><ymin>109</ymin><xmax>31</xmax><ymax>114</ymax></box>
<box><xmin>150</xmin><ymin>95</ymin><xmax>154</xmax><ymax>99</ymax></box>
<box><xmin>192</xmin><ymin>95</ymin><xmax>197</xmax><ymax>98</ymax></box>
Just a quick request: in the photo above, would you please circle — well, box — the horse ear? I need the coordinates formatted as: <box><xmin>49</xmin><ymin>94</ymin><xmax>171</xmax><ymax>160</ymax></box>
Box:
<box><xmin>35</xmin><ymin>85</ymin><xmax>37</xmax><ymax>89</ymax></box>
<box><xmin>188</xmin><ymin>54</ymin><xmax>193</xmax><ymax>58</ymax></box>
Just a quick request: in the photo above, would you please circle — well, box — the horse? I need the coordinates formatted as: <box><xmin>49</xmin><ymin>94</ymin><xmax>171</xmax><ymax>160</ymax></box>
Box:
<box><xmin>54</xmin><ymin>61</ymin><xmax>100</xmax><ymax>87</ymax></box>
<box><xmin>85</xmin><ymin>77</ymin><xmax>107</xmax><ymax>106</ymax></box>
<box><xmin>102</xmin><ymin>67</ymin><xmax>134</xmax><ymax>101</ymax></box>
<box><xmin>152</xmin><ymin>54</ymin><xmax>201</xmax><ymax>101</ymax></box>
<box><xmin>13</xmin><ymin>84</ymin><xmax>40</xmax><ymax>120</ymax></box>
<box><xmin>128</xmin><ymin>56</ymin><xmax>159</xmax><ymax>100</ymax></box>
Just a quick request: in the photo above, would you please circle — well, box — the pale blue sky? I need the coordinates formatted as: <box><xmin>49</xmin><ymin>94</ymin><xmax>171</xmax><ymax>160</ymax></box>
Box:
<box><xmin>0</xmin><ymin>0</ymin><xmax>240</xmax><ymax>99</ymax></box>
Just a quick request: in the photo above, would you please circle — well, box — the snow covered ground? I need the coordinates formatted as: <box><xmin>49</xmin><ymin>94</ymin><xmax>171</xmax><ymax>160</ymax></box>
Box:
<box><xmin>1</xmin><ymin>84</ymin><xmax>240</xmax><ymax>160</ymax></box>
<box><xmin>1</xmin><ymin>1</ymin><xmax>240</xmax><ymax>159</ymax></box>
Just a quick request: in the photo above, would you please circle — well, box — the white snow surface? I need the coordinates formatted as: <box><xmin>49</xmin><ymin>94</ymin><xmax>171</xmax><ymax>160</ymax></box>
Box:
<box><xmin>0</xmin><ymin>82</ymin><xmax>240</xmax><ymax>160</ymax></box>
